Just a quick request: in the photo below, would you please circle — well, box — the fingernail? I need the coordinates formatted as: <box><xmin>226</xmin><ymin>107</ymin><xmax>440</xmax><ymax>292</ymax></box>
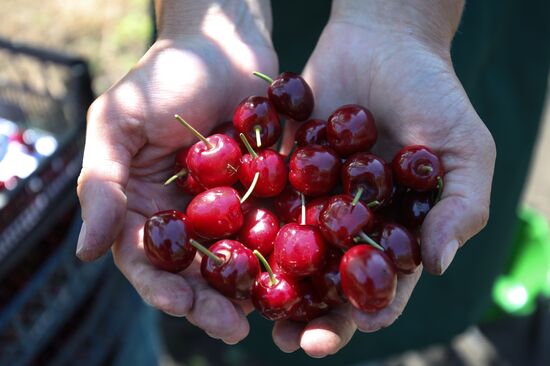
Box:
<box><xmin>439</xmin><ymin>239</ymin><xmax>459</xmax><ymax>274</ymax></box>
<box><xmin>76</xmin><ymin>222</ymin><xmax>87</xmax><ymax>256</ymax></box>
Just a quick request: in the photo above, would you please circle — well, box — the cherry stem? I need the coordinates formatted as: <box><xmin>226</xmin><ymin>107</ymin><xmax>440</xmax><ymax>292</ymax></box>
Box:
<box><xmin>174</xmin><ymin>114</ymin><xmax>213</xmax><ymax>150</ymax></box>
<box><xmin>367</xmin><ymin>200</ymin><xmax>381</xmax><ymax>208</ymax></box>
<box><xmin>252</xmin><ymin>71</ymin><xmax>274</xmax><ymax>84</ymax></box>
<box><xmin>240</xmin><ymin>171</ymin><xmax>260</xmax><ymax>204</ymax></box>
<box><xmin>436</xmin><ymin>176</ymin><xmax>444</xmax><ymax>202</ymax></box>
<box><xmin>351</xmin><ymin>187</ymin><xmax>364</xmax><ymax>206</ymax></box>
<box><xmin>419</xmin><ymin>164</ymin><xmax>433</xmax><ymax>174</ymax></box>
<box><xmin>253</xmin><ymin>250</ymin><xmax>278</xmax><ymax>286</ymax></box>
<box><xmin>358</xmin><ymin>231</ymin><xmax>385</xmax><ymax>251</ymax></box>
<box><xmin>189</xmin><ymin>239</ymin><xmax>223</xmax><ymax>265</ymax></box>
<box><xmin>285</xmin><ymin>141</ymin><xmax>298</xmax><ymax>164</ymax></box>
<box><xmin>239</xmin><ymin>133</ymin><xmax>259</xmax><ymax>159</ymax></box>
<box><xmin>164</xmin><ymin>168</ymin><xmax>187</xmax><ymax>185</ymax></box>
<box><xmin>300</xmin><ymin>193</ymin><xmax>306</xmax><ymax>225</ymax></box>
<box><xmin>254</xmin><ymin>125</ymin><xmax>262</xmax><ymax>148</ymax></box>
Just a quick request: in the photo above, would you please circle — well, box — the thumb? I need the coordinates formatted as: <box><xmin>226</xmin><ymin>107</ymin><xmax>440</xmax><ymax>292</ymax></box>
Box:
<box><xmin>76</xmin><ymin>92</ymin><xmax>145</xmax><ymax>261</ymax></box>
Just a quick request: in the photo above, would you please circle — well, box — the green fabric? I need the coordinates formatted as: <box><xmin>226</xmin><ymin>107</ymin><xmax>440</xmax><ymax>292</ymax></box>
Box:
<box><xmin>234</xmin><ymin>0</ymin><xmax>550</xmax><ymax>364</ymax></box>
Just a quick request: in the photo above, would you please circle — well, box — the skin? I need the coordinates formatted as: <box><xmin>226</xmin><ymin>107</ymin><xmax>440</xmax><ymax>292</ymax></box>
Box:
<box><xmin>76</xmin><ymin>0</ymin><xmax>496</xmax><ymax>359</ymax></box>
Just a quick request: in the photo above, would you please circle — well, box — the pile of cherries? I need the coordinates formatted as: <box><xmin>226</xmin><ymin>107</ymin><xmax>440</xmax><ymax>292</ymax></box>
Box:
<box><xmin>143</xmin><ymin>71</ymin><xmax>444</xmax><ymax>322</ymax></box>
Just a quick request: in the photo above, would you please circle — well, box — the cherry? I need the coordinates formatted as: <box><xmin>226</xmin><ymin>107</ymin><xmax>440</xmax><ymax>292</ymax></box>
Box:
<box><xmin>272</xmin><ymin>185</ymin><xmax>302</xmax><ymax>223</ymax></box>
<box><xmin>233</xmin><ymin>96</ymin><xmax>280</xmax><ymax>148</ymax></box>
<box><xmin>210</xmin><ymin>121</ymin><xmax>247</xmax><ymax>153</ymax></box>
<box><xmin>288</xmin><ymin>145</ymin><xmax>341</xmax><ymax>197</ymax></box>
<box><xmin>294</xmin><ymin>119</ymin><xmax>328</xmax><ymax>147</ymax></box>
<box><xmin>342</xmin><ymin>152</ymin><xmax>393</xmax><ymax>206</ymax></box>
<box><xmin>399</xmin><ymin>190</ymin><xmax>436</xmax><ymax>230</ymax></box>
<box><xmin>311</xmin><ymin>249</ymin><xmax>346</xmax><ymax>306</ymax></box>
<box><xmin>165</xmin><ymin>147</ymin><xmax>205</xmax><ymax>195</ymax></box>
<box><xmin>255</xmin><ymin>71</ymin><xmax>314</xmax><ymax>121</ymax></box>
<box><xmin>251</xmin><ymin>250</ymin><xmax>302</xmax><ymax>321</ymax></box>
<box><xmin>392</xmin><ymin>145</ymin><xmax>443</xmax><ymax>191</ymax></box>
<box><xmin>319</xmin><ymin>193</ymin><xmax>373</xmax><ymax>249</ymax></box>
<box><xmin>237</xmin><ymin>207</ymin><xmax>280</xmax><ymax>257</ymax></box>
<box><xmin>143</xmin><ymin>210</ymin><xmax>197</xmax><ymax>273</ymax></box>
<box><xmin>305</xmin><ymin>197</ymin><xmax>328</xmax><ymax>226</ymax></box>
<box><xmin>268</xmin><ymin>253</ymin><xmax>284</xmax><ymax>274</ymax></box>
<box><xmin>340</xmin><ymin>245</ymin><xmax>397</xmax><ymax>312</ymax></box>
<box><xmin>274</xmin><ymin>222</ymin><xmax>327</xmax><ymax>277</ymax></box>
<box><xmin>238</xmin><ymin>134</ymin><xmax>287</xmax><ymax>198</ymax></box>
<box><xmin>186</xmin><ymin>187</ymin><xmax>243</xmax><ymax>239</ymax></box>
<box><xmin>327</xmin><ymin>104</ymin><xmax>377</xmax><ymax>156</ymax></box>
<box><xmin>199</xmin><ymin>239</ymin><xmax>260</xmax><ymax>300</ymax></box>
<box><xmin>290</xmin><ymin>280</ymin><xmax>330</xmax><ymax>322</ymax></box>
<box><xmin>379</xmin><ymin>223</ymin><xmax>421</xmax><ymax>274</ymax></box>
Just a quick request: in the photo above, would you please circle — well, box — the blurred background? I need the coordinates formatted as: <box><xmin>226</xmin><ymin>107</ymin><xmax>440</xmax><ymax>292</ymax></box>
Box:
<box><xmin>0</xmin><ymin>1</ymin><xmax>549</xmax><ymax>365</ymax></box>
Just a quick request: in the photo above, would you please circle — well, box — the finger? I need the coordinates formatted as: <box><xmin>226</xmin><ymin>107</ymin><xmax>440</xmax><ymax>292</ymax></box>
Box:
<box><xmin>184</xmin><ymin>271</ymin><xmax>250</xmax><ymax>344</ymax></box>
<box><xmin>112</xmin><ymin>212</ymin><xmax>194</xmax><ymax>316</ymax></box>
<box><xmin>421</xmin><ymin>132</ymin><xmax>495</xmax><ymax>275</ymax></box>
<box><xmin>353</xmin><ymin>267</ymin><xmax>422</xmax><ymax>332</ymax></box>
<box><xmin>272</xmin><ymin>320</ymin><xmax>304</xmax><ymax>353</ymax></box>
<box><xmin>299</xmin><ymin>305</ymin><xmax>357</xmax><ymax>358</ymax></box>
<box><xmin>76</xmin><ymin>91</ymin><xmax>146</xmax><ymax>261</ymax></box>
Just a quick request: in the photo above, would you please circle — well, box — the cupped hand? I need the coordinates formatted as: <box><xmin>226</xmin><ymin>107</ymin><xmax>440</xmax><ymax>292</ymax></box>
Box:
<box><xmin>273</xmin><ymin>17</ymin><xmax>495</xmax><ymax>355</ymax></box>
<box><xmin>76</xmin><ymin>9</ymin><xmax>277</xmax><ymax>344</ymax></box>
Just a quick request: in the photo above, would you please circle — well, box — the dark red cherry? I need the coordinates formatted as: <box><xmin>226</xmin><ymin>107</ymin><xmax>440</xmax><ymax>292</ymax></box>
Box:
<box><xmin>237</xmin><ymin>208</ymin><xmax>280</xmax><ymax>257</ymax></box>
<box><xmin>327</xmin><ymin>104</ymin><xmax>377</xmax><ymax>156</ymax></box>
<box><xmin>399</xmin><ymin>190</ymin><xmax>436</xmax><ymax>230</ymax></box>
<box><xmin>186</xmin><ymin>134</ymin><xmax>241</xmax><ymax>188</ymax></box>
<box><xmin>272</xmin><ymin>185</ymin><xmax>302</xmax><ymax>223</ymax></box>
<box><xmin>319</xmin><ymin>195</ymin><xmax>373</xmax><ymax>249</ymax></box>
<box><xmin>186</xmin><ymin>187</ymin><xmax>243</xmax><ymax>239</ymax></box>
<box><xmin>200</xmin><ymin>239</ymin><xmax>260</xmax><ymax>300</ymax></box>
<box><xmin>305</xmin><ymin>197</ymin><xmax>328</xmax><ymax>226</ymax></box>
<box><xmin>143</xmin><ymin>210</ymin><xmax>197</xmax><ymax>273</ymax></box>
<box><xmin>342</xmin><ymin>153</ymin><xmax>393</xmax><ymax>206</ymax></box>
<box><xmin>294</xmin><ymin>119</ymin><xmax>328</xmax><ymax>147</ymax></box>
<box><xmin>267</xmin><ymin>72</ymin><xmax>314</xmax><ymax>121</ymax></box>
<box><xmin>288</xmin><ymin>146</ymin><xmax>341</xmax><ymax>197</ymax></box>
<box><xmin>210</xmin><ymin>121</ymin><xmax>247</xmax><ymax>153</ymax></box>
<box><xmin>340</xmin><ymin>245</ymin><xmax>397</xmax><ymax>312</ymax></box>
<box><xmin>233</xmin><ymin>96</ymin><xmax>280</xmax><ymax>148</ymax></box>
<box><xmin>311</xmin><ymin>249</ymin><xmax>346</xmax><ymax>306</ymax></box>
<box><xmin>274</xmin><ymin>223</ymin><xmax>327</xmax><ymax>277</ymax></box>
<box><xmin>290</xmin><ymin>280</ymin><xmax>330</xmax><ymax>322</ymax></box>
<box><xmin>238</xmin><ymin>149</ymin><xmax>287</xmax><ymax>197</ymax></box>
<box><xmin>380</xmin><ymin>223</ymin><xmax>421</xmax><ymax>274</ymax></box>
<box><xmin>392</xmin><ymin>145</ymin><xmax>443</xmax><ymax>191</ymax></box>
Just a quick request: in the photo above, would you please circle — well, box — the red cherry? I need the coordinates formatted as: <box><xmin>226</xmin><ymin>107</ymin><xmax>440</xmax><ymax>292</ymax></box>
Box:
<box><xmin>200</xmin><ymin>239</ymin><xmax>260</xmax><ymax>300</ymax></box>
<box><xmin>340</xmin><ymin>245</ymin><xmax>397</xmax><ymax>312</ymax></box>
<box><xmin>233</xmin><ymin>96</ymin><xmax>280</xmax><ymax>148</ymax></box>
<box><xmin>143</xmin><ymin>210</ymin><xmax>197</xmax><ymax>273</ymax></box>
<box><xmin>380</xmin><ymin>223</ymin><xmax>421</xmax><ymax>274</ymax></box>
<box><xmin>289</xmin><ymin>146</ymin><xmax>341</xmax><ymax>197</ymax></box>
<box><xmin>305</xmin><ymin>197</ymin><xmax>328</xmax><ymax>226</ymax></box>
<box><xmin>294</xmin><ymin>119</ymin><xmax>328</xmax><ymax>147</ymax></box>
<box><xmin>186</xmin><ymin>187</ymin><xmax>243</xmax><ymax>239</ymax></box>
<box><xmin>319</xmin><ymin>194</ymin><xmax>374</xmax><ymax>249</ymax></box>
<box><xmin>272</xmin><ymin>185</ymin><xmax>302</xmax><ymax>223</ymax></box>
<box><xmin>399</xmin><ymin>190</ymin><xmax>436</xmax><ymax>230</ymax></box>
<box><xmin>311</xmin><ymin>249</ymin><xmax>346</xmax><ymax>306</ymax></box>
<box><xmin>392</xmin><ymin>145</ymin><xmax>443</xmax><ymax>191</ymax></box>
<box><xmin>172</xmin><ymin>148</ymin><xmax>205</xmax><ymax>195</ymax></box>
<box><xmin>237</xmin><ymin>208</ymin><xmax>280</xmax><ymax>257</ymax></box>
<box><xmin>342</xmin><ymin>153</ymin><xmax>393</xmax><ymax>206</ymax></box>
<box><xmin>238</xmin><ymin>149</ymin><xmax>287</xmax><ymax>198</ymax></box>
<box><xmin>290</xmin><ymin>280</ymin><xmax>330</xmax><ymax>322</ymax></box>
<box><xmin>265</xmin><ymin>72</ymin><xmax>314</xmax><ymax>121</ymax></box>
<box><xmin>268</xmin><ymin>253</ymin><xmax>284</xmax><ymax>274</ymax></box>
<box><xmin>327</xmin><ymin>104</ymin><xmax>377</xmax><ymax>156</ymax></box>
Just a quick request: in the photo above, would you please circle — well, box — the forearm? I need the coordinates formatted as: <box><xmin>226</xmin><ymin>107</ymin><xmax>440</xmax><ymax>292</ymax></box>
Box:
<box><xmin>331</xmin><ymin>0</ymin><xmax>465</xmax><ymax>48</ymax></box>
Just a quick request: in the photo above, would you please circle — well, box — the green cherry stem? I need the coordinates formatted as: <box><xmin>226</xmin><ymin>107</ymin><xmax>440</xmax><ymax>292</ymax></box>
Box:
<box><xmin>300</xmin><ymin>193</ymin><xmax>306</xmax><ymax>225</ymax></box>
<box><xmin>351</xmin><ymin>187</ymin><xmax>364</xmax><ymax>206</ymax></box>
<box><xmin>239</xmin><ymin>133</ymin><xmax>259</xmax><ymax>159</ymax></box>
<box><xmin>240</xmin><ymin>171</ymin><xmax>260</xmax><ymax>204</ymax></box>
<box><xmin>253</xmin><ymin>249</ymin><xmax>278</xmax><ymax>286</ymax></box>
<box><xmin>174</xmin><ymin>114</ymin><xmax>213</xmax><ymax>150</ymax></box>
<box><xmin>367</xmin><ymin>200</ymin><xmax>381</xmax><ymax>209</ymax></box>
<box><xmin>285</xmin><ymin>141</ymin><xmax>298</xmax><ymax>164</ymax></box>
<box><xmin>254</xmin><ymin>125</ymin><xmax>262</xmax><ymax>148</ymax></box>
<box><xmin>358</xmin><ymin>231</ymin><xmax>385</xmax><ymax>251</ymax></box>
<box><xmin>252</xmin><ymin>71</ymin><xmax>274</xmax><ymax>84</ymax></box>
<box><xmin>164</xmin><ymin>168</ymin><xmax>187</xmax><ymax>185</ymax></box>
<box><xmin>189</xmin><ymin>239</ymin><xmax>223</xmax><ymax>265</ymax></box>
<box><xmin>435</xmin><ymin>176</ymin><xmax>444</xmax><ymax>203</ymax></box>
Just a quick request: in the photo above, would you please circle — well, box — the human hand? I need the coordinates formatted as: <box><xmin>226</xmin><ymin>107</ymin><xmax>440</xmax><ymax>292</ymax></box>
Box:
<box><xmin>273</xmin><ymin>0</ymin><xmax>495</xmax><ymax>354</ymax></box>
<box><xmin>76</xmin><ymin>0</ymin><xmax>277</xmax><ymax>344</ymax></box>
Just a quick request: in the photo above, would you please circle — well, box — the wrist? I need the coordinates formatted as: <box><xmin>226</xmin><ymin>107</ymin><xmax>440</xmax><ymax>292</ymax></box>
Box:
<box><xmin>331</xmin><ymin>0</ymin><xmax>464</xmax><ymax>50</ymax></box>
